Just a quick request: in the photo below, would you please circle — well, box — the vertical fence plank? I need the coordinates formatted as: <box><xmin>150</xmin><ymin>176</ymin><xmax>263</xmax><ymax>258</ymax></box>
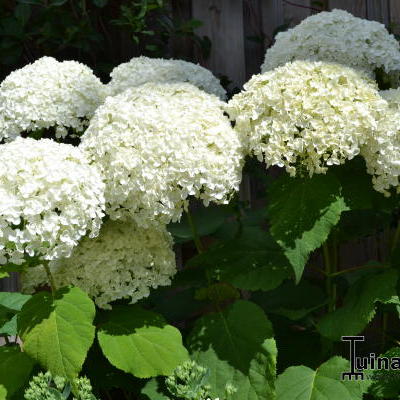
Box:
<box><xmin>260</xmin><ymin>0</ymin><xmax>284</xmax><ymax>49</ymax></box>
<box><xmin>366</xmin><ymin>0</ymin><xmax>390</xmax><ymax>23</ymax></box>
<box><xmin>170</xmin><ymin>0</ymin><xmax>194</xmax><ymax>59</ymax></box>
<box><xmin>192</xmin><ymin>0</ymin><xmax>246</xmax><ymax>89</ymax></box>
<box><xmin>283</xmin><ymin>0</ymin><xmax>312</xmax><ymax>26</ymax></box>
<box><xmin>243</xmin><ymin>0</ymin><xmax>264</xmax><ymax>78</ymax></box>
<box><xmin>328</xmin><ymin>0</ymin><xmax>367</xmax><ymax>17</ymax></box>
<box><xmin>389</xmin><ymin>0</ymin><xmax>400</xmax><ymax>33</ymax></box>
<box><xmin>0</xmin><ymin>273</ymin><xmax>19</xmax><ymax>292</ymax></box>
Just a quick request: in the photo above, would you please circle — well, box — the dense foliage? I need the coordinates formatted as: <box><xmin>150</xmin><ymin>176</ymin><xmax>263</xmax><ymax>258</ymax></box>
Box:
<box><xmin>0</xmin><ymin>0</ymin><xmax>208</xmax><ymax>81</ymax></box>
<box><xmin>3</xmin><ymin>7</ymin><xmax>400</xmax><ymax>400</ymax></box>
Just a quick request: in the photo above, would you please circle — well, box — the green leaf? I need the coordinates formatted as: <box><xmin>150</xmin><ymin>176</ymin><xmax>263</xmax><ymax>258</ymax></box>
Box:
<box><xmin>0</xmin><ymin>18</ymin><xmax>24</xmax><ymax>39</ymax></box>
<box><xmin>317</xmin><ymin>269</ymin><xmax>397</xmax><ymax>341</ymax></box>
<box><xmin>49</xmin><ymin>0</ymin><xmax>68</xmax><ymax>6</ymax></box>
<box><xmin>150</xmin><ymin>287</ymin><xmax>205</xmax><ymax>322</ymax></box>
<box><xmin>145</xmin><ymin>44</ymin><xmax>159</xmax><ymax>52</ymax></box>
<box><xmin>0</xmin><ymin>305</ymin><xmax>14</xmax><ymax>329</ymax></box>
<box><xmin>276</xmin><ymin>356</ymin><xmax>369</xmax><ymax>400</ymax></box>
<box><xmin>97</xmin><ymin>305</ymin><xmax>189</xmax><ymax>378</ymax></box>
<box><xmin>0</xmin><ymin>292</ymin><xmax>31</xmax><ymax>312</ymax></box>
<box><xmin>141</xmin><ymin>378</ymin><xmax>170</xmax><ymax>400</ymax></box>
<box><xmin>92</xmin><ymin>0</ymin><xmax>108</xmax><ymax>6</ymax></box>
<box><xmin>47</xmin><ymin>388</ymin><xmax>65</xmax><ymax>400</ymax></box>
<box><xmin>368</xmin><ymin>347</ymin><xmax>400</xmax><ymax>398</ymax></box>
<box><xmin>0</xmin><ymin>385</ymin><xmax>6</xmax><ymax>400</ymax></box>
<box><xmin>14</xmin><ymin>4</ymin><xmax>31</xmax><ymax>26</ymax></box>
<box><xmin>334</xmin><ymin>209</ymin><xmax>392</xmax><ymax>243</ymax></box>
<box><xmin>0</xmin><ymin>292</ymin><xmax>31</xmax><ymax>335</ymax></box>
<box><xmin>168</xmin><ymin>206</ymin><xmax>230</xmax><ymax>243</ymax></box>
<box><xmin>268</xmin><ymin>174</ymin><xmax>348</xmax><ymax>282</ymax></box>
<box><xmin>328</xmin><ymin>157</ymin><xmax>374</xmax><ymax>210</ymax></box>
<box><xmin>212</xmin><ymin>207</ymin><xmax>266</xmax><ymax>241</ymax></box>
<box><xmin>0</xmin><ymin>316</ymin><xmax>17</xmax><ymax>336</ymax></box>
<box><xmin>82</xmin><ymin>341</ymin><xmax>140</xmax><ymax>392</ymax></box>
<box><xmin>18</xmin><ymin>286</ymin><xmax>96</xmax><ymax>381</ymax></box>
<box><xmin>17</xmin><ymin>0</ymin><xmax>42</xmax><ymax>4</ymax></box>
<box><xmin>0</xmin><ymin>263</ymin><xmax>28</xmax><ymax>277</ymax></box>
<box><xmin>187</xmin><ymin>300</ymin><xmax>277</xmax><ymax>400</ymax></box>
<box><xmin>272</xmin><ymin>321</ymin><xmax>325</xmax><ymax>372</ymax></box>
<box><xmin>0</xmin><ymin>346</ymin><xmax>35</xmax><ymax>398</ymax></box>
<box><xmin>195</xmin><ymin>283</ymin><xmax>240</xmax><ymax>303</ymax></box>
<box><xmin>189</xmin><ymin>227</ymin><xmax>290</xmax><ymax>291</ymax></box>
<box><xmin>252</xmin><ymin>280</ymin><xmax>326</xmax><ymax>320</ymax></box>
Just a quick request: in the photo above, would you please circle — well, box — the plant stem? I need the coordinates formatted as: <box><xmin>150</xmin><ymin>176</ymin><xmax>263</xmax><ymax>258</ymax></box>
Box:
<box><xmin>43</xmin><ymin>261</ymin><xmax>57</xmax><ymax>296</ymax></box>
<box><xmin>186</xmin><ymin>209</ymin><xmax>224</xmax><ymax>309</ymax></box>
<box><xmin>391</xmin><ymin>220</ymin><xmax>400</xmax><ymax>253</ymax></box>
<box><xmin>283</xmin><ymin>0</ymin><xmax>322</xmax><ymax>12</ymax></box>
<box><xmin>329</xmin><ymin>263</ymin><xmax>384</xmax><ymax>278</ymax></box>
<box><xmin>309</xmin><ymin>265</ymin><xmax>328</xmax><ymax>276</ymax></box>
<box><xmin>104</xmin><ymin>391</ymin><xmax>113</xmax><ymax>400</ymax></box>
<box><xmin>186</xmin><ymin>209</ymin><xmax>204</xmax><ymax>254</ymax></box>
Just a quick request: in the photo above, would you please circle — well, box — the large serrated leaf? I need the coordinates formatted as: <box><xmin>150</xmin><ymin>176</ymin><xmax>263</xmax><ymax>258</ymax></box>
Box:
<box><xmin>141</xmin><ymin>378</ymin><xmax>170</xmax><ymax>400</ymax></box>
<box><xmin>0</xmin><ymin>292</ymin><xmax>31</xmax><ymax>334</ymax></box>
<box><xmin>276</xmin><ymin>356</ymin><xmax>369</xmax><ymax>400</ymax></box>
<box><xmin>317</xmin><ymin>269</ymin><xmax>397</xmax><ymax>341</ymax></box>
<box><xmin>252</xmin><ymin>280</ymin><xmax>326</xmax><ymax>320</ymax></box>
<box><xmin>0</xmin><ymin>292</ymin><xmax>31</xmax><ymax>312</ymax></box>
<box><xmin>328</xmin><ymin>157</ymin><xmax>374</xmax><ymax>210</ymax></box>
<box><xmin>268</xmin><ymin>174</ymin><xmax>348</xmax><ymax>282</ymax></box>
<box><xmin>97</xmin><ymin>305</ymin><xmax>189</xmax><ymax>378</ymax></box>
<box><xmin>168</xmin><ymin>206</ymin><xmax>231</xmax><ymax>244</ymax></box>
<box><xmin>189</xmin><ymin>227</ymin><xmax>290</xmax><ymax>291</ymax></box>
<box><xmin>187</xmin><ymin>300</ymin><xmax>277</xmax><ymax>400</ymax></box>
<box><xmin>368</xmin><ymin>347</ymin><xmax>400</xmax><ymax>398</ymax></box>
<box><xmin>18</xmin><ymin>286</ymin><xmax>96</xmax><ymax>381</ymax></box>
<box><xmin>0</xmin><ymin>346</ymin><xmax>35</xmax><ymax>398</ymax></box>
<box><xmin>0</xmin><ymin>385</ymin><xmax>6</xmax><ymax>400</ymax></box>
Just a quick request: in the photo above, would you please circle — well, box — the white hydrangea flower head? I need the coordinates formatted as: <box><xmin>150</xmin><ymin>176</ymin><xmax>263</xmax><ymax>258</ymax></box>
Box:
<box><xmin>81</xmin><ymin>82</ymin><xmax>244</xmax><ymax>226</ymax></box>
<box><xmin>107</xmin><ymin>56</ymin><xmax>226</xmax><ymax>99</ymax></box>
<box><xmin>380</xmin><ymin>88</ymin><xmax>400</xmax><ymax>111</ymax></box>
<box><xmin>0</xmin><ymin>56</ymin><xmax>106</xmax><ymax>142</ymax></box>
<box><xmin>21</xmin><ymin>220</ymin><xmax>177</xmax><ymax>309</ymax></box>
<box><xmin>361</xmin><ymin>89</ymin><xmax>400</xmax><ymax>195</ymax></box>
<box><xmin>226</xmin><ymin>61</ymin><xmax>387</xmax><ymax>176</ymax></box>
<box><xmin>0</xmin><ymin>137</ymin><xmax>105</xmax><ymax>265</ymax></box>
<box><xmin>261</xmin><ymin>9</ymin><xmax>400</xmax><ymax>76</ymax></box>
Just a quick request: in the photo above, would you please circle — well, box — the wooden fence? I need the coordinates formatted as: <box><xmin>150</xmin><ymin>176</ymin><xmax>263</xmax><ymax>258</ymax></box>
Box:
<box><xmin>174</xmin><ymin>0</ymin><xmax>400</xmax><ymax>88</ymax></box>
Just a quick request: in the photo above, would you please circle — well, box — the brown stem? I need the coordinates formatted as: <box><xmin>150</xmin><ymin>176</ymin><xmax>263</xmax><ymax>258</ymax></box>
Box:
<box><xmin>330</xmin><ymin>263</ymin><xmax>384</xmax><ymax>278</ymax></box>
<box><xmin>43</xmin><ymin>262</ymin><xmax>57</xmax><ymax>296</ymax></box>
<box><xmin>283</xmin><ymin>0</ymin><xmax>322</xmax><ymax>12</ymax></box>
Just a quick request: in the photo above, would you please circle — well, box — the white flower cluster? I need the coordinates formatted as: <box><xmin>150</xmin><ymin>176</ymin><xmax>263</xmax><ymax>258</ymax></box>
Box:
<box><xmin>81</xmin><ymin>82</ymin><xmax>244</xmax><ymax>226</ymax></box>
<box><xmin>380</xmin><ymin>88</ymin><xmax>400</xmax><ymax>111</ymax></box>
<box><xmin>226</xmin><ymin>61</ymin><xmax>387</xmax><ymax>176</ymax></box>
<box><xmin>0</xmin><ymin>138</ymin><xmax>105</xmax><ymax>265</ymax></box>
<box><xmin>261</xmin><ymin>9</ymin><xmax>400</xmax><ymax>76</ymax></box>
<box><xmin>107</xmin><ymin>56</ymin><xmax>226</xmax><ymax>99</ymax></box>
<box><xmin>21</xmin><ymin>220</ymin><xmax>176</xmax><ymax>309</ymax></box>
<box><xmin>0</xmin><ymin>56</ymin><xmax>106</xmax><ymax>142</ymax></box>
<box><xmin>361</xmin><ymin>89</ymin><xmax>400</xmax><ymax>195</ymax></box>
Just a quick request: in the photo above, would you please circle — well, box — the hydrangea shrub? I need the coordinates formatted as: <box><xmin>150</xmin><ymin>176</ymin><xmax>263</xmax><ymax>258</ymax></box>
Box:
<box><xmin>1</xmin><ymin>9</ymin><xmax>400</xmax><ymax>400</ymax></box>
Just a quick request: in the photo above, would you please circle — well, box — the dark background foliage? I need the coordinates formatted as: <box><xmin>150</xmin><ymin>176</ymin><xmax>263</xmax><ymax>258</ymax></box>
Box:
<box><xmin>0</xmin><ymin>0</ymin><xmax>210</xmax><ymax>81</ymax></box>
